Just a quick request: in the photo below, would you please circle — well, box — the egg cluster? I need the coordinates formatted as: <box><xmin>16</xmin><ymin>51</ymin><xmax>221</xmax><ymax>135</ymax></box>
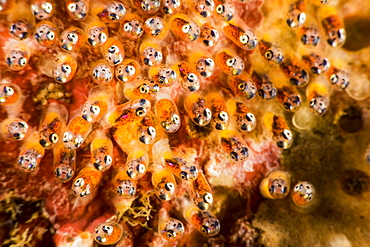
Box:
<box><xmin>0</xmin><ymin>0</ymin><xmax>362</xmax><ymax>245</ymax></box>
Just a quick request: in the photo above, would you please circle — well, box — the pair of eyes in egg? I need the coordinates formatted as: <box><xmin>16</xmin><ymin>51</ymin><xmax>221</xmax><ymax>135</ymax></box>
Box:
<box><xmin>116</xmin><ymin>65</ymin><xmax>136</xmax><ymax>78</ymax></box>
<box><xmin>63</xmin><ymin>132</ymin><xmax>84</xmax><ymax>147</ymax></box>
<box><xmin>83</xmin><ymin>105</ymin><xmax>100</xmax><ymax>117</ymax></box>
<box><xmin>35</xmin><ymin>29</ymin><xmax>55</xmax><ymax>41</ymax></box>
<box><xmin>158</xmin><ymin>69</ymin><xmax>176</xmax><ymax>84</ymax></box>
<box><xmin>286</xmin><ymin>12</ymin><xmax>306</xmax><ymax>28</ymax></box>
<box><xmin>12</xmin><ymin>121</ymin><xmax>28</xmax><ymax>130</ymax></box>
<box><xmin>96</xmin><ymin>154</ymin><xmax>113</xmax><ymax>165</ymax></box>
<box><xmin>2</xmin><ymin>86</ymin><xmax>14</xmax><ymax>96</ymax></box>
<box><xmin>329</xmin><ymin>72</ymin><xmax>349</xmax><ymax>89</ymax></box>
<box><xmin>179</xmin><ymin>166</ymin><xmax>197</xmax><ymax>180</ymax></box>
<box><xmin>195</xmin><ymin>108</ymin><xmax>212</xmax><ymax>119</ymax></box>
<box><xmin>61</xmin><ymin>32</ymin><xmax>79</xmax><ymax>44</ymax></box>
<box><xmin>226</xmin><ymin>58</ymin><xmax>243</xmax><ymax>67</ymax></box>
<box><xmin>229</xmin><ymin>147</ymin><xmax>248</xmax><ymax>161</ymax></box>
<box><xmin>117</xmin><ymin>183</ymin><xmax>136</xmax><ymax>196</ymax></box>
<box><xmin>31</xmin><ymin>2</ymin><xmax>53</xmax><ymax>15</ymax></box>
<box><xmin>309</xmin><ymin>98</ymin><xmax>327</xmax><ymax>115</ymax></box>
<box><xmin>269</xmin><ymin>183</ymin><xmax>288</xmax><ymax>195</ymax></box>
<box><xmin>217</xmin><ymin>111</ymin><xmax>228</xmax><ymax>122</ymax></box>
<box><xmin>7</xmin><ymin>54</ymin><xmax>27</xmax><ymax>67</ymax></box>
<box><xmin>100</xmin><ymin>225</ymin><xmax>114</xmax><ymax>235</ymax></box>
<box><xmin>237</xmin><ymin>81</ymin><xmax>255</xmax><ymax>93</ymax></box>
<box><xmin>200</xmin><ymin>219</ymin><xmax>219</xmax><ymax>235</ymax></box>
<box><xmin>281</xmin><ymin>129</ymin><xmax>292</xmax><ymax>140</ymax></box>
<box><xmin>169</xmin><ymin>114</ymin><xmax>181</xmax><ymax>124</ymax></box>
<box><xmin>141</xmin><ymin>0</ymin><xmax>160</xmax><ymax>11</ymax></box>
<box><xmin>127</xmin><ymin>162</ymin><xmax>146</xmax><ymax>176</ymax></box>
<box><xmin>164</xmin><ymin>222</ymin><xmax>184</xmax><ymax>239</ymax></box>
<box><xmin>123</xmin><ymin>21</ymin><xmax>143</xmax><ymax>33</ymax></box>
<box><xmin>138</xmin><ymin>83</ymin><xmax>159</xmax><ymax>94</ymax></box>
<box><xmin>92</xmin><ymin>67</ymin><xmax>112</xmax><ymax>80</ymax></box>
<box><xmin>95</xmin><ymin>224</ymin><xmax>117</xmax><ymax>244</ymax></box>
<box><xmin>60</xmin><ymin>64</ymin><xmax>72</xmax><ymax>74</ymax></box>
<box><xmin>9</xmin><ymin>121</ymin><xmax>28</xmax><ymax>140</ymax></box>
<box><xmin>88</xmin><ymin>32</ymin><xmax>107</xmax><ymax>45</ymax></box>
<box><xmin>67</xmin><ymin>2</ymin><xmax>87</xmax><ymax>13</ymax></box>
